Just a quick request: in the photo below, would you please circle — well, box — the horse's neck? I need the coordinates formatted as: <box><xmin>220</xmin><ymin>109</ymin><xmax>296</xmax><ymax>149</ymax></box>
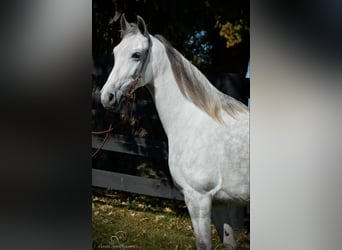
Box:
<box><xmin>149</xmin><ymin>39</ymin><xmax>196</xmax><ymax>137</ymax></box>
<box><xmin>152</xmin><ymin>71</ymin><xmax>191</xmax><ymax>137</ymax></box>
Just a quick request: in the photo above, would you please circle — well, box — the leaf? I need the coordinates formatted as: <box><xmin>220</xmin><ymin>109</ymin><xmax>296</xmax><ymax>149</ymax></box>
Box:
<box><xmin>163</xmin><ymin>207</ymin><xmax>173</xmax><ymax>213</ymax></box>
<box><xmin>155</xmin><ymin>215</ymin><xmax>165</xmax><ymax>223</ymax></box>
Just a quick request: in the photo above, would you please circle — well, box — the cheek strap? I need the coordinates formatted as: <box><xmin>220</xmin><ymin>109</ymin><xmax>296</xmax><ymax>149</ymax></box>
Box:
<box><xmin>125</xmin><ymin>34</ymin><xmax>152</xmax><ymax>99</ymax></box>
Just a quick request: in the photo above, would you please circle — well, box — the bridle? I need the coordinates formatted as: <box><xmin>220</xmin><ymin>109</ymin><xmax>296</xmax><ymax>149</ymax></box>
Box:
<box><xmin>92</xmin><ymin>33</ymin><xmax>152</xmax><ymax>158</ymax></box>
<box><xmin>125</xmin><ymin>33</ymin><xmax>152</xmax><ymax>100</ymax></box>
<box><xmin>123</xmin><ymin>33</ymin><xmax>152</xmax><ymax>116</ymax></box>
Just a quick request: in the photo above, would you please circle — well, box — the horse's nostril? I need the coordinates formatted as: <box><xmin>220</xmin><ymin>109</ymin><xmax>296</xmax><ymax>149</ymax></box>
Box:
<box><xmin>108</xmin><ymin>93</ymin><xmax>114</xmax><ymax>102</ymax></box>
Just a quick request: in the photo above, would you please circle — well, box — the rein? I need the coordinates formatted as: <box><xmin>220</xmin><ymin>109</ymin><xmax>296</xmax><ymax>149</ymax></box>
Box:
<box><xmin>92</xmin><ymin>34</ymin><xmax>152</xmax><ymax>158</ymax></box>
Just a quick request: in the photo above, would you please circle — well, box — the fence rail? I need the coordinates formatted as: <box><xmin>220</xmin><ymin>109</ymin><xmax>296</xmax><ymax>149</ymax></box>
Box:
<box><xmin>91</xmin><ymin>126</ymin><xmax>177</xmax><ymax>200</ymax></box>
<box><xmin>92</xmin><ymin>169</ymin><xmax>184</xmax><ymax>200</ymax></box>
<box><xmin>92</xmin><ymin>134</ymin><xmax>168</xmax><ymax>160</ymax></box>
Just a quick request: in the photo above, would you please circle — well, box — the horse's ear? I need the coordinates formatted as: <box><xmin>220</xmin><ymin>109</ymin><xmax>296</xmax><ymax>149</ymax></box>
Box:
<box><xmin>120</xmin><ymin>13</ymin><xmax>130</xmax><ymax>32</ymax></box>
<box><xmin>137</xmin><ymin>15</ymin><xmax>148</xmax><ymax>36</ymax></box>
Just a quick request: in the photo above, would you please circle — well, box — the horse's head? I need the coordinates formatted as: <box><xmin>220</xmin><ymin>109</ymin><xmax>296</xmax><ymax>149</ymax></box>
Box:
<box><xmin>101</xmin><ymin>14</ymin><xmax>152</xmax><ymax>108</ymax></box>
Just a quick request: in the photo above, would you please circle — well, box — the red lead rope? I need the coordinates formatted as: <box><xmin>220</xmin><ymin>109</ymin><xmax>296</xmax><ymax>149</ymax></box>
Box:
<box><xmin>92</xmin><ymin>75</ymin><xmax>140</xmax><ymax>158</ymax></box>
<box><xmin>124</xmin><ymin>75</ymin><xmax>140</xmax><ymax>118</ymax></box>
<box><xmin>91</xmin><ymin>123</ymin><xmax>113</xmax><ymax>158</ymax></box>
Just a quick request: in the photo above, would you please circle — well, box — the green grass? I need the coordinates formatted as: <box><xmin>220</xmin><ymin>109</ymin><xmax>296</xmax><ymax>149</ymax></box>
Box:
<box><xmin>92</xmin><ymin>188</ymin><xmax>249</xmax><ymax>250</ymax></box>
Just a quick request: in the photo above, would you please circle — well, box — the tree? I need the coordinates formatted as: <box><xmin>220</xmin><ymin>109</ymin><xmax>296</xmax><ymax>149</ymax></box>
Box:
<box><xmin>93</xmin><ymin>0</ymin><xmax>249</xmax><ymax>76</ymax></box>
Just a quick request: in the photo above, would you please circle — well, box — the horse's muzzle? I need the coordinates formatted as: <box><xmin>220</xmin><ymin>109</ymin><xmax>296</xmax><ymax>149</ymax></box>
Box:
<box><xmin>101</xmin><ymin>91</ymin><xmax>115</xmax><ymax>108</ymax></box>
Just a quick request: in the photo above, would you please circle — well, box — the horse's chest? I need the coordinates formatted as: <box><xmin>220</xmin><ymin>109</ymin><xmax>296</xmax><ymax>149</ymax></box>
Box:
<box><xmin>167</xmin><ymin>133</ymin><xmax>224</xmax><ymax>193</ymax></box>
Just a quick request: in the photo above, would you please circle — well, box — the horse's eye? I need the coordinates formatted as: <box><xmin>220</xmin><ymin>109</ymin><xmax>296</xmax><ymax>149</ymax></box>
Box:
<box><xmin>131</xmin><ymin>52</ymin><xmax>141</xmax><ymax>60</ymax></box>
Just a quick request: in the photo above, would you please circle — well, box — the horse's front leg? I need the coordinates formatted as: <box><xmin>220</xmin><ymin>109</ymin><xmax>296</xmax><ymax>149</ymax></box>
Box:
<box><xmin>184</xmin><ymin>190</ymin><xmax>212</xmax><ymax>250</ymax></box>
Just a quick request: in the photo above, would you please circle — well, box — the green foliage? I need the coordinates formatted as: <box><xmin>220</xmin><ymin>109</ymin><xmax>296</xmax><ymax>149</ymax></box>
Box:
<box><xmin>92</xmin><ymin>0</ymin><xmax>250</xmax><ymax>75</ymax></box>
<box><xmin>215</xmin><ymin>19</ymin><xmax>249</xmax><ymax>48</ymax></box>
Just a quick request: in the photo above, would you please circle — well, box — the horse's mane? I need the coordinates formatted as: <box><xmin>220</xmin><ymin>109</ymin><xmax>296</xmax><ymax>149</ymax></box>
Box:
<box><xmin>155</xmin><ymin>35</ymin><xmax>248</xmax><ymax>122</ymax></box>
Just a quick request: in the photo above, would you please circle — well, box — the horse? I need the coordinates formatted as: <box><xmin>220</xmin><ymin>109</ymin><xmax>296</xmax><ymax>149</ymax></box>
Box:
<box><xmin>100</xmin><ymin>14</ymin><xmax>249</xmax><ymax>250</ymax></box>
